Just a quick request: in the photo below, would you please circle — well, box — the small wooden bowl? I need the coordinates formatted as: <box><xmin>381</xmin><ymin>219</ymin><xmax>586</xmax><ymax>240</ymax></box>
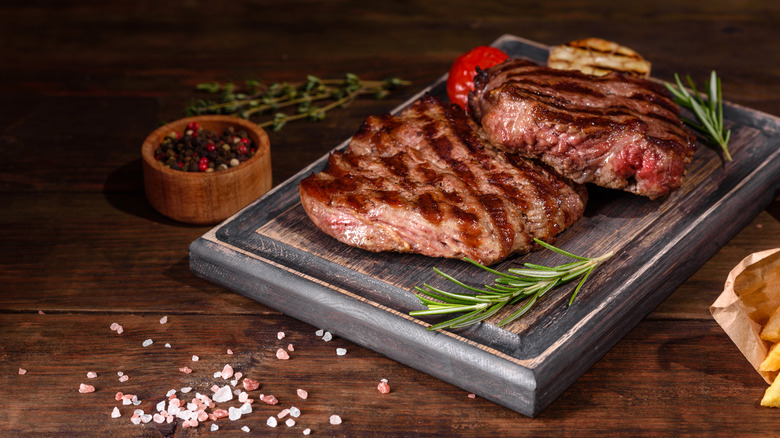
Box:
<box><xmin>142</xmin><ymin>115</ymin><xmax>272</xmax><ymax>225</ymax></box>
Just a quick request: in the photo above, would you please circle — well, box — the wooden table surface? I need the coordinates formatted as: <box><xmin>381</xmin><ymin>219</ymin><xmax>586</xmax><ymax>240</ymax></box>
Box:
<box><xmin>2</xmin><ymin>1</ymin><xmax>779</xmax><ymax>436</ymax></box>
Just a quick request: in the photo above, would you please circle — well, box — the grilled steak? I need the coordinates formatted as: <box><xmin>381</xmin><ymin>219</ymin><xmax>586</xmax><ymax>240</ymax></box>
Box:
<box><xmin>298</xmin><ymin>94</ymin><xmax>587</xmax><ymax>265</ymax></box>
<box><xmin>469</xmin><ymin>59</ymin><xmax>696</xmax><ymax>199</ymax></box>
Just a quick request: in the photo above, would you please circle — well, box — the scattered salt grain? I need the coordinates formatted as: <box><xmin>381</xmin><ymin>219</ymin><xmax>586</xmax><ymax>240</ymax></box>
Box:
<box><xmin>238</xmin><ymin>391</ymin><xmax>248</xmax><ymax>403</ymax></box>
<box><xmin>290</xmin><ymin>406</ymin><xmax>301</xmax><ymax>418</ymax></box>
<box><xmin>166</xmin><ymin>389</ymin><xmax>176</xmax><ymax>397</ymax></box>
<box><xmin>329</xmin><ymin>414</ymin><xmax>342</xmax><ymax>425</ymax></box>
<box><xmin>131</xmin><ymin>415</ymin><xmax>141</xmax><ymax>425</ymax></box>
<box><xmin>122</xmin><ymin>398</ymin><xmax>132</xmax><ymax>406</ymax></box>
<box><xmin>18</xmin><ymin>368</ymin><xmax>27</xmax><ymax>375</ymax></box>
<box><xmin>286</xmin><ymin>418</ymin><xmax>296</xmax><ymax>427</ymax></box>
<box><xmin>79</xmin><ymin>383</ymin><xmax>95</xmax><ymax>394</ymax></box>
<box><xmin>164</xmin><ymin>343</ymin><xmax>171</xmax><ymax>348</ymax></box>
<box><xmin>210</xmin><ymin>424</ymin><xmax>219</xmax><ymax>431</ymax></box>
<box><xmin>87</xmin><ymin>371</ymin><xmax>97</xmax><ymax>379</ymax></box>
<box><xmin>228</xmin><ymin>406</ymin><xmax>242</xmax><ymax>421</ymax></box>
<box><xmin>221</xmin><ymin>364</ymin><xmax>234</xmax><ymax>379</ymax></box>
<box><xmin>315</xmin><ymin>329</ymin><xmax>324</xmax><ymax>337</ymax></box>
<box><xmin>156</xmin><ymin>400</ymin><xmax>166</xmax><ymax>412</ymax></box>
<box><xmin>192</xmin><ymin>355</ymin><xmax>199</xmax><ymax>362</ymax></box>
<box><xmin>260</xmin><ymin>394</ymin><xmax>279</xmax><ymax>405</ymax></box>
<box><xmin>132</xmin><ymin>395</ymin><xmax>141</xmax><ymax>406</ymax></box>
<box><xmin>117</xmin><ymin>371</ymin><xmax>123</xmax><ymax>377</ymax></box>
<box><xmin>242</xmin><ymin>426</ymin><xmax>251</xmax><ymax>433</ymax></box>
<box><xmin>277</xmin><ymin>408</ymin><xmax>290</xmax><ymax>419</ymax></box>
<box><xmin>227</xmin><ymin>349</ymin><xmax>233</xmax><ymax>355</ymax></box>
<box><xmin>142</xmin><ymin>339</ymin><xmax>153</xmax><ymax>347</ymax></box>
<box><xmin>297</xmin><ymin>388</ymin><xmax>308</xmax><ymax>399</ymax></box>
<box><xmin>276</xmin><ymin>348</ymin><xmax>290</xmax><ymax>360</ymax></box>
<box><xmin>110</xmin><ymin>322</ymin><xmax>119</xmax><ymax>331</ymax></box>
<box><xmin>303</xmin><ymin>428</ymin><xmax>311</xmax><ymax>435</ymax></box>
<box><xmin>116</xmin><ymin>325</ymin><xmax>123</xmax><ymax>334</ymax></box>
<box><xmin>336</xmin><ymin>348</ymin><xmax>347</xmax><ymax>356</ymax></box>
<box><xmin>243</xmin><ymin>378</ymin><xmax>259</xmax><ymax>391</ymax></box>
<box><xmin>180</xmin><ymin>387</ymin><xmax>192</xmax><ymax>394</ymax></box>
<box><xmin>267</xmin><ymin>416</ymin><xmax>278</xmax><ymax>427</ymax></box>
<box><xmin>160</xmin><ymin>316</ymin><xmax>168</xmax><ymax>324</ymax></box>
<box><xmin>377</xmin><ymin>381</ymin><xmax>390</xmax><ymax>394</ymax></box>
<box><xmin>322</xmin><ymin>331</ymin><xmax>333</xmax><ymax>342</ymax></box>
<box><xmin>119</xmin><ymin>375</ymin><xmax>129</xmax><ymax>383</ymax></box>
<box><xmin>467</xmin><ymin>393</ymin><xmax>476</xmax><ymax>399</ymax></box>
<box><xmin>153</xmin><ymin>413</ymin><xmax>165</xmax><ymax>424</ymax></box>
<box><xmin>230</xmin><ymin>379</ymin><xmax>238</xmax><ymax>386</ymax></box>
<box><xmin>277</xmin><ymin>331</ymin><xmax>286</xmax><ymax>340</ymax></box>
<box><xmin>38</xmin><ymin>310</ymin><xmax>45</xmax><ymax>314</ymax></box>
<box><xmin>240</xmin><ymin>402</ymin><xmax>252</xmax><ymax>415</ymax></box>
<box><xmin>141</xmin><ymin>414</ymin><xmax>152</xmax><ymax>424</ymax></box>
<box><xmin>288</xmin><ymin>343</ymin><xmax>295</xmax><ymax>352</ymax></box>
<box><xmin>212</xmin><ymin>385</ymin><xmax>233</xmax><ymax>403</ymax></box>
<box><xmin>234</xmin><ymin>372</ymin><xmax>242</xmax><ymax>380</ymax></box>
<box><xmin>111</xmin><ymin>407</ymin><xmax>121</xmax><ymax>418</ymax></box>
<box><xmin>179</xmin><ymin>367</ymin><xmax>192</xmax><ymax>374</ymax></box>
<box><xmin>214</xmin><ymin>371</ymin><xmax>222</xmax><ymax>378</ymax></box>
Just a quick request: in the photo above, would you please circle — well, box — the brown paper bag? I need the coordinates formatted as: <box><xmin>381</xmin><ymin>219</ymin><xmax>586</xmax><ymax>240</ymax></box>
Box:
<box><xmin>710</xmin><ymin>248</ymin><xmax>780</xmax><ymax>384</ymax></box>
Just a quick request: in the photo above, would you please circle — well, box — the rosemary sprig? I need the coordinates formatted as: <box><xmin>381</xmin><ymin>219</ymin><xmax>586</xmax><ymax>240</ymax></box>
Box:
<box><xmin>665</xmin><ymin>71</ymin><xmax>732</xmax><ymax>161</ymax></box>
<box><xmin>186</xmin><ymin>74</ymin><xmax>410</xmax><ymax>131</ymax></box>
<box><xmin>409</xmin><ymin>239</ymin><xmax>613</xmax><ymax>331</ymax></box>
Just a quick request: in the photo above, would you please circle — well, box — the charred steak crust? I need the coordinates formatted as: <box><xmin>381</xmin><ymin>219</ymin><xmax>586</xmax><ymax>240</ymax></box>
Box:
<box><xmin>469</xmin><ymin>59</ymin><xmax>697</xmax><ymax>200</ymax></box>
<box><xmin>298</xmin><ymin>94</ymin><xmax>587</xmax><ymax>265</ymax></box>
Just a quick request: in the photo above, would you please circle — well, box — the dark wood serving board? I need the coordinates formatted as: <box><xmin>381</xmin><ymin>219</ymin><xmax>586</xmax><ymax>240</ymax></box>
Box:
<box><xmin>190</xmin><ymin>34</ymin><xmax>780</xmax><ymax>417</ymax></box>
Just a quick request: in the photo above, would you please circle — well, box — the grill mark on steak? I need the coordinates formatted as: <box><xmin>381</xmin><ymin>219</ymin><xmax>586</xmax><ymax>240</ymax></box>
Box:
<box><xmin>470</xmin><ymin>59</ymin><xmax>696</xmax><ymax>199</ymax></box>
<box><xmin>298</xmin><ymin>94</ymin><xmax>587</xmax><ymax>264</ymax></box>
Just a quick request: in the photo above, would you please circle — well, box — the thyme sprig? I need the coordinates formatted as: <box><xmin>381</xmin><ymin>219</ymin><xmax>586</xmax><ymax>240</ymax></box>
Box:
<box><xmin>409</xmin><ymin>239</ymin><xmax>613</xmax><ymax>331</ymax></box>
<box><xmin>186</xmin><ymin>74</ymin><xmax>410</xmax><ymax>131</ymax></box>
<box><xmin>665</xmin><ymin>71</ymin><xmax>732</xmax><ymax>161</ymax></box>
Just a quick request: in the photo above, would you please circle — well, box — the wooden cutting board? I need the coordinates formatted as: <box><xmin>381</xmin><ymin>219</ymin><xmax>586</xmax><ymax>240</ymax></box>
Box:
<box><xmin>190</xmin><ymin>34</ymin><xmax>780</xmax><ymax>417</ymax></box>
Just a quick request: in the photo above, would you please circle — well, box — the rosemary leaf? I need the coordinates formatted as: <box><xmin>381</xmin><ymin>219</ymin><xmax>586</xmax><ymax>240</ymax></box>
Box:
<box><xmin>665</xmin><ymin>71</ymin><xmax>732</xmax><ymax>161</ymax></box>
<box><xmin>409</xmin><ymin>239</ymin><xmax>613</xmax><ymax>331</ymax></box>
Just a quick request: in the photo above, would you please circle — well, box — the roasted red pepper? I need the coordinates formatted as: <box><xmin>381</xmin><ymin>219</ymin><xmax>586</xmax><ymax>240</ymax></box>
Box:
<box><xmin>446</xmin><ymin>46</ymin><xmax>509</xmax><ymax>111</ymax></box>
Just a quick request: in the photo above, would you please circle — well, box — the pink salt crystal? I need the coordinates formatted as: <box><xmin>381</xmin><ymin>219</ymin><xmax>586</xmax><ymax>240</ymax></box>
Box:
<box><xmin>167</xmin><ymin>415</ymin><xmax>174</xmax><ymax>424</ymax></box>
<box><xmin>153</xmin><ymin>413</ymin><xmax>165</xmax><ymax>424</ymax></box>
<box><xmin>238</xmin><ymin>392</ymin><xmax>248</xmax><ymax>403</ymax></box>
<box><xmin>212</xmin><ymin>385</ymin><xmax>233</xmax><ymax>403</ymax></box>
<box><xmin>160</xmin><ymin>316</ymin><xmax>168</xmax><ymax>324</ymax></box>
<box><xmin>276</xmin><ymin>348</ymin><xmax>290</xmax><ymax>360</ymax></box>
<box><xmin>242</xmin><ymin>378</ymin><xmax>259</xmax><ymax>391</ymax></box>
<box><xmin>116</xmin><ymin>326</ymin><xmax>123</xmax><ymax>334</ymax></box>
<box><xmin>115</xmin><ymin>392</ymin><xmax>124</xmax><ymax>401</ymax></box>
<box><xmin>18</xmin><ymin>368</ymin><xmax>27</xmax><ymax>375</ymax></box>
<box><xmin>234</xmin><ymin>372</ymin><xmax>242</xmax><ymax>380</ymax></box>
<box><xmin>277</xmin><ymin>408</ymin><xmax>290</xmax><ymax>419</ymax></box>
<box><xmin>38</xmin><ymin>310</ymin><xmax>45</xmax><ymax>314</ymax></box>
<box><xmin>296</xmin><ymin>388</ymin><xmax>308</xmax><ymax>399</ymax></box>
<box><xmin>221</xmin><ymin>364</ymin><xmax>234</xmax><ymax>379</ymax></box>
<box><xmin>467</xmin><ymin>393</ymin><xmax>476</xmax><ymax>399</ymax></box>
<box><xmin>260</xmin><ymin>394</ymin><xmax>279</xmax><ymax>405</ymax></box>
<box><xmin>377</xmin><ymin>381</ymin><xmax>390</xmax><ymax>394</ymax></box>
<box><xmin>197</xmin><ymin>410</ymin><xmax>208</xmax><ymax>422</ymax></box>
<box><xmin>227</xmin><ymin>349</ymin><xmax>233</xmax><ymax>355</ymax></box>
<box><xmin>179</xmin><ymin>366</ymin><xmax>192</xmax><ymax>374</ymax></box>
<box><xmin>211</xmin><ymin>384</ymin><xmax>220</xmax><ymax>393</ymax></box>
<box><xmin>111</xmin><ymin>407</ymin><xmax>121</xmax><ymax>418</ymax></box>
<box><xmin>79</xmin><ymin>383</ymin><xmax>95</xmax><ymax>394</ymax></box>
<box><xmin>329</xmin><ymin>414</ymin><xmax>342</xmax><ymax>425</ymax></box>
<box><xmin>110</xmin><ymin>322</ymin><xmax>119</xmax><ymax>331</ymax></box>
<box><xmin>119</xmin><ymin>375</ymin><xmax>129</xmax><ymax>383</ymax></box>
<box><xmin>287</xmin><ymin>343</ymin><xmax>294</xmax><ymax>352</ymax></box>
<box><xmin>213</xmin><ymin>408</ymin><xmax>229</xmax><ymax>419</ymax></box>
<box><xmin>191</xmin><ymin>355</ymin><xmax>199</xmax><ymax>362</ymax></box>
<box><xmin>87</xmin><ymin>371</ymin><xmax>97</xmax><ymax>379</ymax></box>
<box><xmin>277</xmin><ymin>331</ymin><xmax>286</xmax><ymax>340</ymax></box>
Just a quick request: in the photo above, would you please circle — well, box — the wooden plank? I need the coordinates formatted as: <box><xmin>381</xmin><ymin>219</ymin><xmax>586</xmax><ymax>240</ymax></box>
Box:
<box><xmin>190</xmin><ymin>35</ymin><xmax>780</xmax><ymax>417</ymax></box>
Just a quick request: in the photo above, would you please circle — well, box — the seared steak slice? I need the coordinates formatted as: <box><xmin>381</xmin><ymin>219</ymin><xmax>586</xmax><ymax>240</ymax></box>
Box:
<box><xmin>469</xmin><ymin>59</ymin><xmax>696</xmax><ymax>199</ymax></box>
<box><xmin>298</xmin><ymin>94</ymin><xmax>587</xmax><ymax>265</ymax></box>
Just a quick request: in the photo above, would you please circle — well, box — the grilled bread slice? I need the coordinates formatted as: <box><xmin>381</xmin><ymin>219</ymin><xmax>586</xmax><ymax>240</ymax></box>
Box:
<box><xmin>548</xmin><ymin>37</ymin><xmax>651</xmax><ymax>78</ymax></box>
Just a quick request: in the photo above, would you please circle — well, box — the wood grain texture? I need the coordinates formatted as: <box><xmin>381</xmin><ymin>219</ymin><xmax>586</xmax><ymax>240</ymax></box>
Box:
<box><xmin>2</xmin><ymin>0</ymin><xmax>780</xmax><ymax>435</ymax></box>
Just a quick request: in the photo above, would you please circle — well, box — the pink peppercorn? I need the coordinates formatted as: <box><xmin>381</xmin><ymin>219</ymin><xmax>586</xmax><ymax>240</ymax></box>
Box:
<box><xmin>207</xmin><ymin>142</ymin><xmax>216</xmax><ymax>152</ymax></box>
<box><xmin>187</xmin><ymin>122</ymin><xmax>200</xmax><ymax>132</ymax></box>
<box><xmin>238</xmin><ymin>144</ymin><xmax>249</xmax><ymax>155</ymax></box>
